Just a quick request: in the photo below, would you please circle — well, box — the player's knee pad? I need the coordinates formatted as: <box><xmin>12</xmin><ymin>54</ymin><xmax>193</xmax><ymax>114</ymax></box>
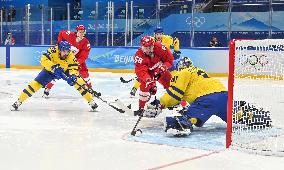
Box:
<box><xmin>138</xmin><ymin>91</ymin><xmax>151</xmax><ymax>108</ymax></box>
<box><xmin>139</xmin><ymin>91</ymin><xmax>151</xmax><ymax>102</ymax></box>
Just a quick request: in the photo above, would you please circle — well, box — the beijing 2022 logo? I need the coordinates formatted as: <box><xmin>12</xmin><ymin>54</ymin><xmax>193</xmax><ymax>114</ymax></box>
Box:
<box><xmin>239</xmin><ymin>54</ymin><xmax>269</xmax><ymax>70</ymax></box>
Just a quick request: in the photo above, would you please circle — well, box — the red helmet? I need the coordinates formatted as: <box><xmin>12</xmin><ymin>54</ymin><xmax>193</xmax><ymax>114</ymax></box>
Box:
<box><xmin>140</xmin><ymin>36</ymin><xmax>154</xmax><ymax>47</ymax></box>
<box><xmin>76</xmin><ymin>25</ymin><xmax>86</xmax><ymax>31</ymax></box>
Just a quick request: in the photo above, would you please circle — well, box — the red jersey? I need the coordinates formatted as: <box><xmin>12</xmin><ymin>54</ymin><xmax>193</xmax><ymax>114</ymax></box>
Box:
<box><xmin>58</xmin><ymin>30</ymin><xmax>91</xmax><ymax>64</ymax></box>
<box><xmin>134</xmin><ymin>42</ymin><xmax>174</xmax><ymax>82</ymax></box>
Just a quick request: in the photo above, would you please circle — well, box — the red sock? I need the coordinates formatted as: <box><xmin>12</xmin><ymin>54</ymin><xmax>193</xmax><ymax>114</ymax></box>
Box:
<box><xmin>139</xmin><ymin>99</ymin><xmax>147</xmax><ymax>109</ymax></box>
<box><xmin>46</xmin><ymin>82</ymin><xmax>55</xmax><ymax>89</ymax></box>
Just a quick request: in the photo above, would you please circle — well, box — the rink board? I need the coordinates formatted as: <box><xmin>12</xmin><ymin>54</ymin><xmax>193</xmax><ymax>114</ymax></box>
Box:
<box><xmin>5</xmin><ymin>46</ymin><xmax>228</xmax><ymax>74</ymax></box>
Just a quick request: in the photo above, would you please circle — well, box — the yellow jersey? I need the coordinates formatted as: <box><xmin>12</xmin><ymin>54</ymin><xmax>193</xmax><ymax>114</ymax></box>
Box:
<box><xmin>154</xmin><ymin>35</ymin><xmax>180</xmax><ymax>52</ymax></box>
<box><xmin>160</xmin><ymin>66</ymin><xmax>227</xmax><ymax>108</ymax></box>
<box><xmin>40</xmin><ymin>46</ymin><xmax>79</xmax><ymax>76</ymax></box>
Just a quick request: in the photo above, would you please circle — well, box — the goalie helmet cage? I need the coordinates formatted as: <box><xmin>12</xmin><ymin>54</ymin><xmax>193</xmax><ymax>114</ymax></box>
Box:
<box><xmin>226</xmin><ymin>39</ymin><xmax>284</xmax><ymax>156</ymax></box>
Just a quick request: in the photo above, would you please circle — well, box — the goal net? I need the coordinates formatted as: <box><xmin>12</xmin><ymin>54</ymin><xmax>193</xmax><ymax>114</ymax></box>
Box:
<box><xmin>226</xmin><ymin>39</ymin><xmax>284</xmax><ymax>156</ymax></box>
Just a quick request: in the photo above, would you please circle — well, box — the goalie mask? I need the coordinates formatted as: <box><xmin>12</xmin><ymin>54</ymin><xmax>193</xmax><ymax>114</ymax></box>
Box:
<box><xmin>176</xmin><ymin>57</ymin><xmax>193</xmax><ymax>71</ymax></box>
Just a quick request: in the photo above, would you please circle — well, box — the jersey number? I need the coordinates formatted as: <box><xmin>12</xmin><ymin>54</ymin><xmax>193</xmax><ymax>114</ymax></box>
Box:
<box><xmin>171</xmin><ymin>75</ymin><xmax>178</xmax><ymax>83</ymax></box>
<box><xmin>134</xmin><ymin>56</ymin><xmax>143</xmax><ymax>64</ymax></box>
<box><xmin>50</xmin><ymin>47</ymin><xmax>56</xmax><ymax>53</ymax></box>
<box><xmin>197</xmin><ymin>70</ymin><xmax>209</xmax><ymax>78</ymax></box>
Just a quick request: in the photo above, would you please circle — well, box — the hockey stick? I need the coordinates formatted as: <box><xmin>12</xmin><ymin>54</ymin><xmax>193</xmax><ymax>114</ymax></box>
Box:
<box><xmin>115</xmin><ymin>99</ymin><xmax>134</xmax><ymax>116</ymax></box>
<box><xmin>75</xmin><ymin>79</ymin><xmax>125</xmax><ymax>114</ymax></box>
<box><xmin>131</xmin><ymin>115</ymin><xmax>143</xmax><ymax>136</ymax></box>
<box><xmin>129</xmin><ymin>95</ymin><xmax>155</xmax><ymax>136</ymax></box>
<box><xmin>120</xmin><ymin>77</ymin><xmax>136</xmax><ymax>83</ymax></box>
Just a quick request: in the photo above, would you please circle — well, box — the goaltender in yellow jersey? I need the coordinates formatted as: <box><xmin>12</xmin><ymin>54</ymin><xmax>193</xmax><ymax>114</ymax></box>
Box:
<box><xmin>143</xmin><ymin>57</ymin><xmax>271</xmax><ymax>136</ymax></box>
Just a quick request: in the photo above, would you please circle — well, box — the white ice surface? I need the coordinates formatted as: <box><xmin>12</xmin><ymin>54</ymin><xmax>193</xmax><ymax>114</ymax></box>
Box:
<box><xmin>0</xmin><ymin>69</ymin><xmax>283</xmax><ymax>170</ymax></box>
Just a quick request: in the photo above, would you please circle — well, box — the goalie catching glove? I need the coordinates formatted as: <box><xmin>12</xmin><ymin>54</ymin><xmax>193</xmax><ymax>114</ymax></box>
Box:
<box><xmin>142</xmin><ymin>99</ymin><xmax>164</xmax><ymax>118</ymax></box>
<box><xmin>172</xmin><ymin>51</ymin><xmax>181</xmax><ymax>60</ymax></box>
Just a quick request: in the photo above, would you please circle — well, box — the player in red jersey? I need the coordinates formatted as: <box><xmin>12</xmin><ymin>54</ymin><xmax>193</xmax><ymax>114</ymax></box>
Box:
<box><xmin>133</xmin><ymin>36</ymin><xmax>174</xmax><ymax>115</ymax></box>
<box><xmin>43</xmin><ymin>25</ymin><xmax>92</xmax><ymax>97</ymax></box>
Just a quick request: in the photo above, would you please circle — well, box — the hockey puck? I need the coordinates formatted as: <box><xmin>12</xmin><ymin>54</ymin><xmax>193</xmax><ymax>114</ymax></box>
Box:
<box><xmin>131</xmin><ymin>129</ymin><xmax>143</xmax><ymax>136</ymax></box>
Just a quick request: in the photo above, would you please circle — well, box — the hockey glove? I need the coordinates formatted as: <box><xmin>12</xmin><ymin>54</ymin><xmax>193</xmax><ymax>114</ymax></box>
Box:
<box><xmin>67</xmin><ymin>74</ymin><xmax>77</xmax><ymax>86</ymax></box>
<box><xmin>154</xmin><ymin>64</ymin><xmax>168</xmax><ymax>80</ymax></box>
<box><xmin>144</xmin><ymin>99</ymin><xmax>164</xmax><ymax>118</ymax></box>
<box><xmin>146</xmin><ymin>99</ymin><xmax>163</xmax><ymax>110</ymax></box>
<box><xmin>52</xmin><ymin>64</ymin><xmax>66</xmax><ymax>80</ymax></box>
<box><xmin>145</xmin><ymin>78</ymin><xmax>157</xmax><ymax>95</ymax></box>
<box><xmin>172</xmin><ymin>51</ymin><xmax>181</xmax><ymax>60</ymax></box>
<box><xmin>143</xmin><ymin>108</ymin><xmax>162</xmax><ymax>118</ymax></box>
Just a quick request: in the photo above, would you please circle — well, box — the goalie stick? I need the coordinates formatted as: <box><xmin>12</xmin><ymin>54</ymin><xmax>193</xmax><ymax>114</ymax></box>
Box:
<box><xmin>120</xmin><ymin>77</ymin><xmax>136</xmax><ymax>83</ymax></box>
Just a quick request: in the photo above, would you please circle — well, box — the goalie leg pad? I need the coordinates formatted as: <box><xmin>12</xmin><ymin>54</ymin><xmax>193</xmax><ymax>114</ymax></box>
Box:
<box><xmin>164</xmin><ymin>116</ymin><xmax>193</xmax><ymax>136</ymax></box>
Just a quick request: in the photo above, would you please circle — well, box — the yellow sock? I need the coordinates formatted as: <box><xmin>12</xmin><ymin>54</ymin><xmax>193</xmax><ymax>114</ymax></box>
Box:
<box><xmin>133</xmin><ymin>79</ymin><xmax>140</xmax><ymax>90</ymax></box>
<box><xmin>74</xmin><ymin>77</ymin><xmax>93</xmax><ymax>103</ymax></box>
<box><xmin>18</xmin><ymin>80</ymin><xmax>42</xmax><ymax>102</ymax></box>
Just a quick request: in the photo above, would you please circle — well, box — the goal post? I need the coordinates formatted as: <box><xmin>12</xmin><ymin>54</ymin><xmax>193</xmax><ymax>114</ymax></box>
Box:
<box><xmin>226</xmin><ymin>39</ymin><xmax>284</xmax><ymax>156</ymax></box>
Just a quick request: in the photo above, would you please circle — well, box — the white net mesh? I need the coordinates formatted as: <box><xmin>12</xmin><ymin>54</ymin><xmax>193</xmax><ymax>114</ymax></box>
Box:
<box><xmin>231</xmin><ymin>39</ymin><xmax>284</xmax><ymax>156</ymax></box>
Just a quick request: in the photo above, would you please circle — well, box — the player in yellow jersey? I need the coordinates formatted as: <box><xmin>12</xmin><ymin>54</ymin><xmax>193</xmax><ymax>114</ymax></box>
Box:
<box><xmin>130</xmin><ymin>26</ymin><xmax>181</xmax><ymax>97</ymax></box>
<box><xmin>11</xmin><ymin>41</ymin><xmax>98</xmax><ymax>111</ymax></box>
<box><xmin>142</xmin><ymin>57</ymin><xmax>272</xmax><ymax>136</ymax></box>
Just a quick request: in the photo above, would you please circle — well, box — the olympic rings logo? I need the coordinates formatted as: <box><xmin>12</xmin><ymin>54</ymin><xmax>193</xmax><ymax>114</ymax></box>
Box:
<box><xmin>239</xmin><ymin>54</ymin><xmax>269</xmax><ymax>70</ymax></box>
<box><xmin>185</xmin><ymin>17</ymin><xmax>206</xmax><ymax>27</ymax></box>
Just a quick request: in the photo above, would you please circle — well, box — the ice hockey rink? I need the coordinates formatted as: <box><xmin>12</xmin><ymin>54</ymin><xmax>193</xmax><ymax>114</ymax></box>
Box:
<box><xmin>0</xmin><ymin>69</ymin><xmax>283</xmax><ymax>170</ymax></box>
